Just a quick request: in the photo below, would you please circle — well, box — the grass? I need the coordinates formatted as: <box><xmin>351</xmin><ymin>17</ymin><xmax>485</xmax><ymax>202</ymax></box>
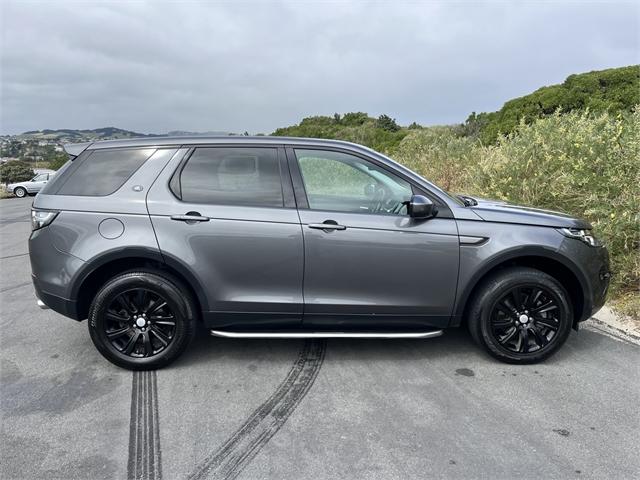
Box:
<box><xmin>611</xmin><ymin>292</ymin><xmax>640</xmax><ymax>320</ymax></box>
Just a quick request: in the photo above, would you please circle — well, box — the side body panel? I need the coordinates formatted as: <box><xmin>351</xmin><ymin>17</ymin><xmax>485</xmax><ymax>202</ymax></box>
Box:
<box><xmin>286</xmin><ymin>145</ymin><xmax>460</xmax><ymax>329</ymax></box>
<box><xmin>451</xmin><ymin>219</ymin><xmax>608</xmax><ymax>325</ymax></box>
<box><xmin>29</xmin><ymin>149</ymin><xmax>179</xmax><ymax>316</ymax></box>
<box><xmin>298</xmin><ymin>210</ymin><xmax>460</xmax><ymax>328</ymax></box>
<box><xmin>146</xmin><ymin>147</ymin><xmax>304</xmax><ymax>329</ymax></box>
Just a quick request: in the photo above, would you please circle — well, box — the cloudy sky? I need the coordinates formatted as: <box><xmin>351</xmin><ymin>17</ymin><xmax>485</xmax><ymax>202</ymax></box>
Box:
<box><xmin>1</xmin><ymin>1</ymin><xmax>638</xmax><ymax>135</ymax></box>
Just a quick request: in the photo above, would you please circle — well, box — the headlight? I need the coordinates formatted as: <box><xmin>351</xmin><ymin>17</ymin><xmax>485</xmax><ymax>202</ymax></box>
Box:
<box><xmin>31</xmin><ymin>209</ymin><xmax>59</xmax><ymax>231</ymax></box>
<box><xmin>557</xmin><ymin>227</ymin><xmax>602</xmax><ymax>247</ymax></box>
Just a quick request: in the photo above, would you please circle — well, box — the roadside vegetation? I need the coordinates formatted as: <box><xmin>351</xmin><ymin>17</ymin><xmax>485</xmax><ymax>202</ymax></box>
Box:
<box><xmin>274</xmin><ymin>66</ymin><xmax>640</xmax><ymax>317</ymax></box>
<box><xmin>0</xmin><ymin>160</ymin><xmax>35</xmax><ymax>187</ymax></box>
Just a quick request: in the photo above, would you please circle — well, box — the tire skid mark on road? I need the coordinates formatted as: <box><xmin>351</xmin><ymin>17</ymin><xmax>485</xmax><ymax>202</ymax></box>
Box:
<box><xmin>0</xmin><ymin>218</ymin><xmax>30</xmax><ymax>225</ymax></box>
<box><xmin>187</xmin><ymin>339</ymin><xmax>327</xmax><ymax>480</ymax></box>
<box><xmin>0</xmin><ymin>252</ymin><xmax>28</xmax><ymax>260</ymax></box>
<box><xmin>0</xmin><ymin>281</ymin><xmax>31</xmax><ymax>293</ymax></box>
<box><xmin>128</xmin><ymin>370</ymin><xmax>163</xmax><ymax>480</ymax></box>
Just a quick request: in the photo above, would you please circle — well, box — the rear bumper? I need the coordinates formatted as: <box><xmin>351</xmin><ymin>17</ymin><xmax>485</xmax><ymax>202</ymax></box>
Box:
<box><xmin>32</xmin><ymin>274</ymin><xmax>82</xmax><ymax>321</ymax></box>
<box><xmin>29</xmin><ymin>225</ymin><xmax>84</xmax><ymax>321</ymax></box>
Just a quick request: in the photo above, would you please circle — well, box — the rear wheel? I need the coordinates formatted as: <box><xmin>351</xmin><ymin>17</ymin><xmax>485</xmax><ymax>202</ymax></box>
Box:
<box><xmin>88</xmin><ymin>271</ymin><xmax>196</xmax><ymax>370</ymax></box>
<box><xmin>467</xmin><ymin>267</ymin><xmax>573</xmax><ymax>364</ymax></box>
<box><xmin>14</xmin><ymin>187</ymin><xmax>27</xmax><ymax>198</ymax></box>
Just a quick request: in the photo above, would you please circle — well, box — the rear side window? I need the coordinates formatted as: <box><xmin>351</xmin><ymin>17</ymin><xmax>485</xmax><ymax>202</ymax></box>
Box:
<box><xmin>50</xmin><ymin>148</ymin><xmax>155</xmax><ymax>196</ymax></box>
<box><xmin>173</xmin><ymin>147</ymin><xmax>284</xmax><ymax>207</ymax></box>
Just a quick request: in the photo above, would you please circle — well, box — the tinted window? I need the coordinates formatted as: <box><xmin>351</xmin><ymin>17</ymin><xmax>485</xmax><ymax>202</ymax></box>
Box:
<box><xmin>39</xmin><ymin>156</ymin><xmax>76</xmax><ymax>195</ymax></box>
<box><xmin>54</xmin><ymin>148</ymin><xmax>155</xmax><ymax>196</ymax></box>
<box><xmin>296</xmin><ymin>149</ymin><xmax>412</xmax><ymax>215</ymax></box>
<box><xmin>176</xmin><ymin>147</ymin><xmax>283</xmax><ymax>207</ymax></box>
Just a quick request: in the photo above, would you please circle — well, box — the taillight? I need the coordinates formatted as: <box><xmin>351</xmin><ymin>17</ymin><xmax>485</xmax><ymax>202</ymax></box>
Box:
<box><xmin>31</xmin><ymin>209</ymin><xmax>59</xmax><ymax>231</ymax></box>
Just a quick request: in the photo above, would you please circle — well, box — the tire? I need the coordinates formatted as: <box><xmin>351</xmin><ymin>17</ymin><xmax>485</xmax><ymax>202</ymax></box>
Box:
<box><xmin>467</xmin><ymin>267</ymin><xmax>573</xmax><ymax>364</ymax></box>
<box><xmin>14</xmin><ymin>187</ymin><xmax>27</xmax><ymax>198</ymax></box>
<box><xmin>88</xmin><ymin>270</ymin><xmax>197</xmax><ymax>370</ymax></box>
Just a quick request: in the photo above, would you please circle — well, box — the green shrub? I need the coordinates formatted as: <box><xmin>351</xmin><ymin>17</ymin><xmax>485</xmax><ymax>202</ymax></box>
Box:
<box><xmin>472</xmin><ymin>109</ymin><xmax>640</xmax><ymax>295</ymax></box>
<box><xmin>468</xmin><ymin>65</ymin><xmax>640</xmax><ymax>144</ymax></box>
<box><xmin>273</xmin><ymin>113</ymin><xmax>409</xmax><ymax>153</ymax></box>
<box><xmin>393</xmin><ymin>126</ymin><xmax>476</xmax><ymax>194</ymax></box>
<box><xmin>0</xmin><ymin>161</ymin><xmax>35</xmax><ymax>185</ymax></box>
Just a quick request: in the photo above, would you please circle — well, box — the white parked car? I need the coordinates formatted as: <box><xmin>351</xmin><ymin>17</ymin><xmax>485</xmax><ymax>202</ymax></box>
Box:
<box><xmin>7</xmin><ymin>170</ymin><xmax>56</xmax><ymax>197</ymax></box>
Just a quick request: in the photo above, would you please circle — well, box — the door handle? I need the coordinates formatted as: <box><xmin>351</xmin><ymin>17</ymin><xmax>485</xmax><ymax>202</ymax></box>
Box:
<box><xmin>170</xmin><ymin>212</ymin><xmax>209</xmax><ymax>223</ymax></box>
<box><xmin>308</xmin><ymin>221</ymin><xmax>346</xmax><ymax>231</ymax></box>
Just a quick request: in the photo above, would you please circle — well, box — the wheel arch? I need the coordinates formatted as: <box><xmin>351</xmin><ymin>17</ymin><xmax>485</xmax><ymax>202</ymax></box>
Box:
<box><xmin>452</xmin><ymin>247</ymin><xmax>591</xmax><ymax>328</ymax></box>
<box><xmin>71</xmin><ymin>247</ymin><xmax>208</xmax><ymax>320</ymax></box>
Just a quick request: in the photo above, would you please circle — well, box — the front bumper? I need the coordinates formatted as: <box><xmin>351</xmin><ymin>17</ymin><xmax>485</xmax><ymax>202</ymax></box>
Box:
<box><xmin>579</xmin><ymin>246</ymin><xmax>610</xmax><ymax>322</ymax></box>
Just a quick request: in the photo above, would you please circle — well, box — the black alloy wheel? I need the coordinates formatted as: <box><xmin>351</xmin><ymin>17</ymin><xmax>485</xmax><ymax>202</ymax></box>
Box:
<box><xmin>88</xmin><ymin>270</ymin><xmax>196</xmax><ymax>370</ymax></box>
<box><xmin>104</xmin><ymin>288</ymin><xmax>177</xmax><ymax>358</ymax></box>
<box><xmin>489</xmin><ymin>285</ymin><xmax>562</xmax><ymax>355</ymax></box>
<box><xmin>467</xmin><ymin>266</ymin><xmax>573</xmax><ymax>364</ymax></box>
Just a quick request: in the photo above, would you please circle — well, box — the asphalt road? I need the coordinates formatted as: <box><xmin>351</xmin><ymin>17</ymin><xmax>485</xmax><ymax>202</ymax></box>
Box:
<box><xmin>1</xmin><ymin>196</ymin><xmax>639</xmax><ymax>480</ymax></box>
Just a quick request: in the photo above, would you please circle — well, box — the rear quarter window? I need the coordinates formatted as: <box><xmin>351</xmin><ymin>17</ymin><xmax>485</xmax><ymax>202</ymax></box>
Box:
<box><xmin>47</xmin><ymin>148</ymin><xmax>155</xmax><ymax>196</ymax></box>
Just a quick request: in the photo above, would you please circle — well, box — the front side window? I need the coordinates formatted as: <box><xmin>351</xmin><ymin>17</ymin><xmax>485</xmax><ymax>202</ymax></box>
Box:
<box><xmin>295</xmin><ymin>149</ymin><xmax>412</xmax><ymax>215</ymax></box>
<box><xmin>175</xmin><ymin>147</ymin><xmax>283</xmax><ymax>207</ymax></box>
<box><xmin>32</xmin><ymin>174</ymin><xmax>48</xmax><ymax>182</ymax></box>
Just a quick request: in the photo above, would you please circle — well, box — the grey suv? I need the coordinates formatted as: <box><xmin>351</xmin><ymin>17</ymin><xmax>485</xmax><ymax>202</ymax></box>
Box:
<box><xmin>29</xmin><ymin>137</ymin><xmax>610</xmax><ymax>370</ymax></box>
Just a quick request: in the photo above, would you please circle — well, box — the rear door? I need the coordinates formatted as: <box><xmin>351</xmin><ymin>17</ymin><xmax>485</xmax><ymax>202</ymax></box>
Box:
<box><xmin>289</xmin><ymin>147</ymin><xmax>460</xmax><ymax>329</ymax></box>
<box><xmin>146</xmin><ymin>145</ymin><xmax>304</xmax><ymax>329</ymax></box>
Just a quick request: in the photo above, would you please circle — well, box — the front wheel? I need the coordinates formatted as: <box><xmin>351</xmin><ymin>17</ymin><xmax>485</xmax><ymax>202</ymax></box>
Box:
<box><xmin>467</xmin><ymin>267</ymin><xmax>573</xmax><ymax>364</ymax></box>
<box><xmin>14</xmin><ymin>187</ymin><xmax>27</xmax><ymax>198</ymax></box>
<box><xmin>88</xmin><ymin>271</ymin><xmax>196</xmax><ymax>370</ymax></box>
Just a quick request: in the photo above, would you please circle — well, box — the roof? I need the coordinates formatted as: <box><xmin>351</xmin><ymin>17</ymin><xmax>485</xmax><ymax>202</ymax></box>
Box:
<box><xmin>64</xmin><ymin>136</ymin><xmax>366</xmax><ymax>154</ymax></box>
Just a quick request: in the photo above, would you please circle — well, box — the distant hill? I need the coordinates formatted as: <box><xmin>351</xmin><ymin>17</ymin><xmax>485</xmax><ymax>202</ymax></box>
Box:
<box><xmin>166</xmin><ymin>130</ymin><xmax>232</xmax><ymax>137</ymax></box>
<box><xmin>14</xmin><ymin>128</ymin><xmax>236</xmax><ymax>143</ymax></box>
<box><xmin>18</xmin><ymin>127</ymin><xmax>160</xmax><ymax>142</ymax></box>
<box><xmin>463</xmin><ymin>65</ymin><xmax>640</xmax><ymax>143</ymax></box>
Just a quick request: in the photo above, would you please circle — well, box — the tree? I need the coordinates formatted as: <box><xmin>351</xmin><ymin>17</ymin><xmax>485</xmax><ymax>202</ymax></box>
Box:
<box><xmin>0</xmin><ymin>161</ymin><xmax>35</xmax><ymax>186</ymax></box>
<box><xmin>376</xmin><ymin>114</ymin><xmax>400</xmax><ymax>132</ymax></box>
<box><xmin>48</xmin><ymin>153</ymin><xmax>69</xmax><ymax>170</ymax></box>
<box><xmin>341</xmin><ymin>112</ymin><xmax>369</xmax><ymax>126</ymax></box>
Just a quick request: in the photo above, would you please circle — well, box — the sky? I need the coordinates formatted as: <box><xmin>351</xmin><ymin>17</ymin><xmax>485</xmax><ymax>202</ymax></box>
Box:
<box><xmin>1</xmin><ymin>0</ymin><xmax>638</xmax><ymax>135</ymax></box>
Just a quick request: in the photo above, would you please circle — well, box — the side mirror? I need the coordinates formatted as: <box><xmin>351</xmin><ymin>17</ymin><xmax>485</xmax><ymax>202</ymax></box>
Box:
<box><xmin>406</xmin><ymin>194</ymin><xmax>437</xmax><ymax>219</ymax></box>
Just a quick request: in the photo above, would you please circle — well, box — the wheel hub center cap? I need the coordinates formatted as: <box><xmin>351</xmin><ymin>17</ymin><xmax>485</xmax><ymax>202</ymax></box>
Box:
<box><xmin>135</xmin><ymin>317</ymin><xmax>147</xmax><ymax>328</ymax></box>
<box><xmin>518</xmin><ymin>314</ymin><xmax>530</xmax><ymax>324</ymax></box>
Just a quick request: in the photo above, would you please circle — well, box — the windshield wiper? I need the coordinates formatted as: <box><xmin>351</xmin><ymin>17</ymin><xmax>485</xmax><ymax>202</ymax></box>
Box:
<box><xmin>457</xmin><ymin>194</ymin><xmax>478</xmax><ymax>207</ymax></box>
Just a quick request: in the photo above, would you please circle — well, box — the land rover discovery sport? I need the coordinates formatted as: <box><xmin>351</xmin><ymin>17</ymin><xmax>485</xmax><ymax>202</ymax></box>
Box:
<box><xmin>29</xmin><ymin>137</ymin><xmax>610</xmax><ymax>370</ymax></box>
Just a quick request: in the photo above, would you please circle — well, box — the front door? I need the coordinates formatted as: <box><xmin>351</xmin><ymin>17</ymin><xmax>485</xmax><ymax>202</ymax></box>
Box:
<box><xmin>290</xmin><ymin>148</ymin><xmax>459</xmax><ymax>329</ymax></box>
<box><xmin>147</xmin><ymin>146</ymin><xmax>304</xmax><ymax>329</ymax></box>
<box><xmin>29</xmin><ymin>173</ymin><xmax>49</xmax><ymax>193</ymax></box>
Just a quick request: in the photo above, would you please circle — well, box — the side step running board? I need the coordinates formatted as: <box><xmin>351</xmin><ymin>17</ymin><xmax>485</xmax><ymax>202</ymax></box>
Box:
<box><xmin>210</xmin><ymin>330</ymin><xmax>444</xmax><ymax>339</ymax></box>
